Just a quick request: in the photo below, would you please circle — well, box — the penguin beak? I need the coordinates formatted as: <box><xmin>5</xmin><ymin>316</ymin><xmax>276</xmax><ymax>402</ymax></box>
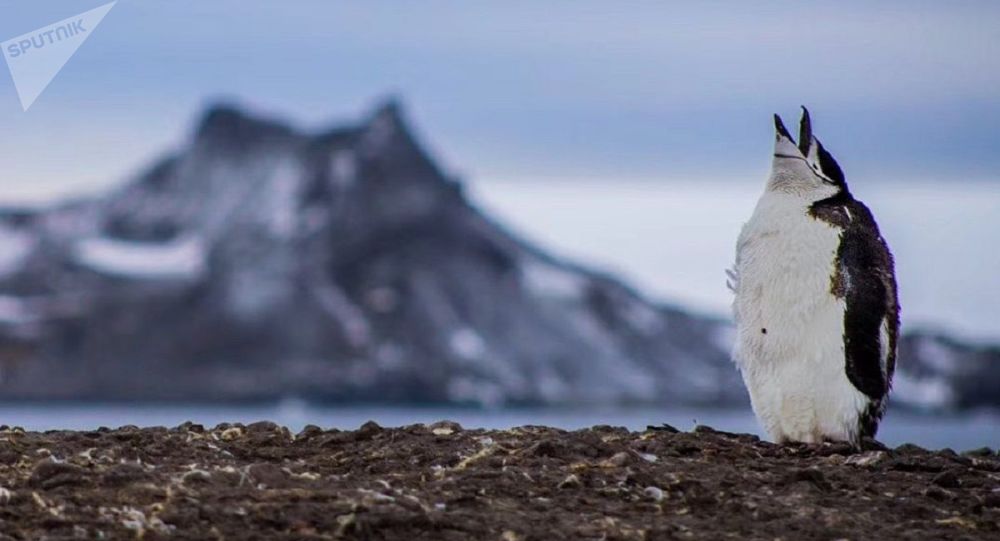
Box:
<box><xmin>800</xmin><ymin>106</ymin><xmax>822</xmax><ymax>165</ymax></box>
<box><xmin>773</xmin><ymin>114</ymin><xmax>800</xmax><ymax>157</ymax></box>
<box><xmin>774</xmin><ymin>114</ymin><xmax>793</xmax><ymax>142</ymax></box>
<box><xmin>798</xmin><ymin>106</ymin><xmax>813</xmax><ymax>157</ymax></box>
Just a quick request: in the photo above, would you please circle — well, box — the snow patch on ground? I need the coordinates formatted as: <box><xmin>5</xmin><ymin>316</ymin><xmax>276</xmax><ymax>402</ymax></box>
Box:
<box><xmin>450</xmin><ymin>328</ymin><xmax>487</xmax><ymax>360</ymax></box>
<box><xmin>0</xmin><ymin>227</ymin><xmax>34</xmax><ymax>276</ymax></box>
<box><xmin>73</xmin><ymin>236</ymin><xmax>206</xmax><ymax>280</ymax></box>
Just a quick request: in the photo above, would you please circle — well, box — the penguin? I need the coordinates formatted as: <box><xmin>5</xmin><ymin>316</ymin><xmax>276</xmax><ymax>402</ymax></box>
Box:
<box><xmin>728</xmin><ymin>107</ymin><xmax>899</xmax><ymax>447</ymax></box>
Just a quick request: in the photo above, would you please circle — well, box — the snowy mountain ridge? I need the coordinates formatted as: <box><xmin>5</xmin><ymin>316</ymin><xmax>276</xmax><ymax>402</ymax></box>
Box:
<box><xmin>0</xmin><ymin>100</ymin><xmax>995</xmax><ymax>411</ymax></box>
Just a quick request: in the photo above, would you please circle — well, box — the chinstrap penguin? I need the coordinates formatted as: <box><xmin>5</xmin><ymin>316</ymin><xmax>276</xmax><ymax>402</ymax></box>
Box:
<box><xmin>729</xmin><ymin>107</ymin><xmax>899</xmax><ymax>447</ymax></box>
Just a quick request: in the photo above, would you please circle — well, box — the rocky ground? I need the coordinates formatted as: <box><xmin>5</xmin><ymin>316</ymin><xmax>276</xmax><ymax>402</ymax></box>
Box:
<box><xmin>0</xmin><ymin>422</ymin><xmax>996</xmax><ymax>540</ymax></box>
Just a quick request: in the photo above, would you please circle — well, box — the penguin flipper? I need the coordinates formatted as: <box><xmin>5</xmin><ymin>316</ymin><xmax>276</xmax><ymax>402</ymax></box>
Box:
<box><xmin>725</xmin><ymin>267</ymin><xmax>738</xmax><ymax>293</ymax></box>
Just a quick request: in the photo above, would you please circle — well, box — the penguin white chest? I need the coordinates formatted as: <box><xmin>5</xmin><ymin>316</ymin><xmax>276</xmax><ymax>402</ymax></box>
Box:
<box><xmin>731</xmin><ymin>192</ymin><xmax>869</xmax><ymax>444</ymax></box>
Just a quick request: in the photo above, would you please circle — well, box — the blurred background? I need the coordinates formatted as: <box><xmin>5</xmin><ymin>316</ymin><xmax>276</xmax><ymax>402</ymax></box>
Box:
<box><xmin>0</xmin><ymin>1</ymin><xmax>997</xmax><ymax>449</ymax></box>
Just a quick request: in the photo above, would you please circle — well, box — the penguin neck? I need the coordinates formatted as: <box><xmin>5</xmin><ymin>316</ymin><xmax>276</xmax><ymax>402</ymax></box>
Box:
<box><xmin>765</xmin><ymin>174</ymin><xmax>843</xmax><ymax>201</ymax></box>
<box><xmin>765</xmin><ymin>159</ymin><xmax>849</xmax><ymax>202</ymax></box>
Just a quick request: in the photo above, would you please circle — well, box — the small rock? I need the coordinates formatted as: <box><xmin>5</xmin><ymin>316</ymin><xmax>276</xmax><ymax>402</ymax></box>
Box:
<box><xmin>181</xmin><ymin>469</ymin><xmax>212</xmax><ymax>485</ymax></box>
<box><xmin>102</xmin><ymin>464</ymin><xmax>148</xmax><ymax>487</ymax></box>
<box><xmin>219</xmin><ymin>426</ymin><xmax>245</xmax><ymax>441</ymax></box>
<box><xmin>29</xmin><ymin>460</ymin><xmax>89</xmax><ymax>489</ymax></box>
<box><xmin>675</xmin><ymin>443</ymin><xmax>702</xmax><ymax>456</ymax></box>
<box><xmin>0</xmin><ymin>450</ymin><xmax>19</xmax><ymax>465</ymax></box>
<box><xmin>788</xmin><ymin>468</ymin><xmax>832</xmax><ymax>491</ymax></box>
<box><xmin>246</xmin><ymin>421</ymin><xmax>283</xmax><ymax>434</ymax></box>
<box><xmin>558</xmin><ymin>474</ymin><xmax>582</xmax><ymax>489</ymax></box>
<box><xmin>818</xmin><ymin>454</ymin><xmax>846</xmax><ymax>466</ymax></box>
<box><xmin>249</xmin><ymin>463</ymin><xmax>292</xmax><ymax>489</ymax></box>
<box><xmin>646</xmin><ymin>423</ymin><xmax>679</xmax><ymax>433</ymax></box>
<box><xmin>296</xmin><ymin>425</ymin><xmax>323</xmax><ymax>440</ymax></box>
<box><xmin>889</xmin><ymin>456</ymin><xmax>945</xmax><ymax>473</ymax></box>
<box><xmin>931</xmin><ymin>470</ymin><xmax>961</xmax><ymax>488</ymax></box>
<box><xmin>601</xmin><ymin>452</ymin><xmax>631</xmax><ymax>468</ymax></box>
<box><xmin>528</xmin><ymin>439</ymin><xmax>563</xmax><ymax>458</ymax></box>
<box><xmin>636</xmin><ymin>452</ymin><xmax>658</xmax><ymax>463</ymax></box>
<box><xmin>923</xmin><ymin>486</ymin><xmax>949</xmax><ymax>501</ymax></box>
<box><xmin>962</xmin><ymin>446</ymin><xmax>994</xmax><ymax>457</ymax></box>
<box><xmin>430</xmin><ymin>420</ymin><xmax>462</xmax><ymax>436</ymax></box>
<box><xmin>935</xmin><ymin>516</ymin><xmax>977</xmax><ymax>529</ymax></box>
<box><xmin>815</xmin><ymin>441</ymin><xmax>854</xmax><ymax>457</ymax></box>
<box><xmin>643</xmin><ymin>486</ymin><xmax>664</xmax><ymax>502</ymax></box>
<box><xmin>355</xmin><ymin>421</ymin><xmax>383</xmax><ymax>441</ymax></box>
<box><xmin>983</xmin><ymin>492</ymin><xmax>1000</xmax><ymax>508</ymax></box>
<box><xmin>318</xmin><ymin>430</ymin><xmax>353</xmax><ymax>447</ymax></box>
<box><xmin>176</xmin><ymin>421</ymin><xmax>205</xmax><ymax>433</ymax></box>
<box><xmin>590</xmin><ymin>425</ymin><xmax>627</xmax><ymax>434</ymax></box>
<box><xmin>859</xmin><ymin>437</ymin><xmax>889</xmax><ymax>452</ymax></box>
<box><xmin>894</xmin><ymin>443</ymin><xmax>928</xmax><ymax>455</ymax></box>
<box><xmin>845</xmin><ymin>451</ymin><xmax>886</xmax><ymax>468</ymax></box>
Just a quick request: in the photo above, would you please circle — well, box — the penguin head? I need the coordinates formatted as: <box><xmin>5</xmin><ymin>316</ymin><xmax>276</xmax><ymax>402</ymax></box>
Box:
<box><xmin>767</xmin><ymin>107</ymin><xmax>848</xmax><ymax>198</ymax></box>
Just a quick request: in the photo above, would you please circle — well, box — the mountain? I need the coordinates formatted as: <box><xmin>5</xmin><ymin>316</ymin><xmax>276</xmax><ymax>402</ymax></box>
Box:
<box><xmin>0</xmin><ymin>99</ymin><xmax>995</xmax><ymax>411</ymax></box>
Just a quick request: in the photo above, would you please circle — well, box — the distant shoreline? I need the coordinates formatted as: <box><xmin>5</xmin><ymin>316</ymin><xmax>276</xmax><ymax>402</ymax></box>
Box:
<box><xmin>0</xmin><ymin>403</ymin><xmax>996</xmax><ymax>452</ymax></box>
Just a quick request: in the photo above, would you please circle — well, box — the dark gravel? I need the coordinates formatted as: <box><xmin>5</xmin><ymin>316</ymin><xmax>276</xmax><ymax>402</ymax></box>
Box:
<box><xmin>0</xmin><ymin>422</ymin><xmax>996</xmax><ymax>540</ymax></box>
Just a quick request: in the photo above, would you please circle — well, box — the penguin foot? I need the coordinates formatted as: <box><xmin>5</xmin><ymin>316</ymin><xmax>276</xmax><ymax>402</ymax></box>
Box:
<box><xmin>858</xmin><ymin>437</ymin><xmax>889</xmax><ymax>452</ymax></box>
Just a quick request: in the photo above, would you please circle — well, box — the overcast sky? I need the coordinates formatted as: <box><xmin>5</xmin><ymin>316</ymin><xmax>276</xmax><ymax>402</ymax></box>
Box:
<box><xmin>1</xmin><ymin>1</ymin><xmax>998</xmax><ymax>203</ymax></box>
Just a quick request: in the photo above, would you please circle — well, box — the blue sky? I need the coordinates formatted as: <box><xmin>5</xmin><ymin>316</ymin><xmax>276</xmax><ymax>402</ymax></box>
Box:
<box><xmin>0</xmin><ymin>1</ymin><xmax>998</xmax><ymax>202</ymax></box>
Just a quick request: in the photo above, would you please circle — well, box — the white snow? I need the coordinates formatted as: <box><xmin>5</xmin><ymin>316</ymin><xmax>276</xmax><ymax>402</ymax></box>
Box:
<box><xmin>624</xmin><ymin>299</ymin><xmax>662</xmax><ymax>334</ymax></box>
<box><xmin>450</xmin><ymin>327</ymin><xmax>487</xmax><ymax>360</ymax></box>
<box><xmin>534</xmin><ymin>367</ymin><xmax>571</xmax><ymax>402</ymax></box>
<box><xmin>263</xmin><ymin>160</ymin><xmax>302</xmax><ymax>239</ymax></box>
<box><xmin>73</xmin><ymin>236</ymin><xmax>206</xmax><ymax>280</ymax></box>
<box><xmin>314</xmin><ymin>281</ymin><xmax>371</xmax><ymax>347</ymax></box>
<box><xmin>916</xmin><ymin>337</ymin><xmax>961</xmax><ymax>375</ymax></box>
<box><xmin>522</xmin><ymin>260</ymin><xmax>585</xmax><ymax>300</ymax></box>
<box><xmin>0</xmin><ymin>226</ymin><xmax>34</xmax><ymax>276</ymax></box>
<box><xmin>330</xmin><ymin>150</ymin><xmax>358</xmax><ymax>187</ymax></box>
<box><xmin>0</xmin><ymin>294</ymin><xmax>36</xmax><ymax>324</ymax></box>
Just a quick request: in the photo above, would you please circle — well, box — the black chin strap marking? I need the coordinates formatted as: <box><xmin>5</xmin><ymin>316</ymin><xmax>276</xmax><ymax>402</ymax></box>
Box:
<box><xmin>772</xmin><ymin>154</ymin><xmax>838</xmax><ymax>186</ymax></box>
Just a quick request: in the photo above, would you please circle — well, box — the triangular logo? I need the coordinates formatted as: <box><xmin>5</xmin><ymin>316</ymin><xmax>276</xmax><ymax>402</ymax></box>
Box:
<box><xmin>2</xmin><ymin>2</ymin><xmax>116</xmax><ymax>111</ymax></box>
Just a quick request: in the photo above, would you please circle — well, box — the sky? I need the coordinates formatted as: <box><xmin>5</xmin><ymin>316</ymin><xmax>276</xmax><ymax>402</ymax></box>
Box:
<box><xmin>0</xmin><ymin>1</ymin><xmax>998</xmax><ymax>204</ymax></box>
<box><xmin>0</xmin><ymin>1</ymin><xmax>998</xmax><ymax>339</ymax></box>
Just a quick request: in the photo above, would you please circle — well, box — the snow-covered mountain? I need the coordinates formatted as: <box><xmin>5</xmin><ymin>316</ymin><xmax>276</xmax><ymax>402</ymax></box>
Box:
<box><xmin>0</xmin><ymin>100</ymin><xmax>995</xmax><ymax>411</ymax></box>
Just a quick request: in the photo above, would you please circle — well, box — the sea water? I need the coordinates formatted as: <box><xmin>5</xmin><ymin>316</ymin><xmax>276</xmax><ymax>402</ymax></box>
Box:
<box><xmin>0</xmin><ymin>402</ymin><xmax>995</xmax><ymax>451</ymax></box>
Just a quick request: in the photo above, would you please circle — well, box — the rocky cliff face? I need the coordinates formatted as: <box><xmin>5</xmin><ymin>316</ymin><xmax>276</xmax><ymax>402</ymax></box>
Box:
<box><xmin>0</xmin><ymin>100</ymin><xmax>995</xmax><ymax>410</ymax></box>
